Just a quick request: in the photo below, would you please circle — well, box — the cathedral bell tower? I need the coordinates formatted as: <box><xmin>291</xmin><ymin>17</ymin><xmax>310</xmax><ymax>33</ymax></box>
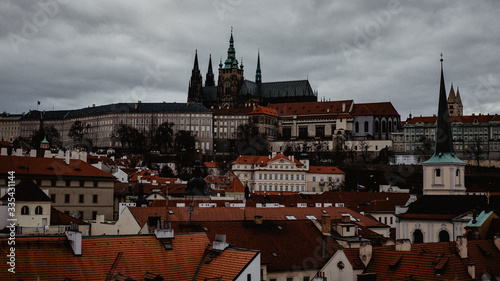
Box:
<box><xmin>421</xmin><ymin>55</ymin><xmax>465</xmax><ymax>195</ymax></box>
<box><xmin>217</xmin><ymin>29</ymin><xmax>244</xmax><ymax>109</ymax></box>
<box><xmin>188</xmin><ymin>50</ymin><xmax>203</xmax><ymax>104</ymax></box>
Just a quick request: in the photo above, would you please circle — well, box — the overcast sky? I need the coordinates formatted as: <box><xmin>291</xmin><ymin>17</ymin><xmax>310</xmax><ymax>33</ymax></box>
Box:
<box><xmin>1</xmin><ymin>0</ymin><xmax>499</xmax><ymax>119</ymax></box>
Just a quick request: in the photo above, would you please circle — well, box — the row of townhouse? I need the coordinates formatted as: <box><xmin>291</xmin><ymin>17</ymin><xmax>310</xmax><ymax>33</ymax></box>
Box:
<box><xmin>3</xmin><ymin>99</ymin><xmax>402</xmax><ymax>157</ymax></box>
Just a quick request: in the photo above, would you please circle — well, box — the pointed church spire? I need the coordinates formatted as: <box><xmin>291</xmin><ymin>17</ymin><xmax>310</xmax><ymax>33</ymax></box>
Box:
<box><xmin>188</xmin><ymin>50</ymin><xmax>203</xmax><ymax>104</ymax></box>
<box><xmin>223</xmin><ymin>28</ymin><xmax>239</xmax><ymax>69</ymax></box>
<box><xmin>193</xmin><ymin>49</ymin><xmax>200</xmax><ymax>71</ymax></box>
<box><xmin>256</xmin><ymin>50</ymin><xmax>262</xmax><ymax>84</ymax></box>
<box><xmin>434</xmin><ymin>54</ymin><xmax>454</xmax><ymax>155</ymax></box>
<box><xmin>447</xmin><ymin>83</ymin><xmax>456</xmax><ymax>102</ymax></box>
<box><xmin>205</xmin><ymin>54</ymin><xmax>215</xmax><ymax>87</ymax></box>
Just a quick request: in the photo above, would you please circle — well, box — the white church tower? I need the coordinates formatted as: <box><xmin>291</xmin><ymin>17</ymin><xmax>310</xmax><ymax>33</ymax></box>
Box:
<box><xmin>421</xmin><ymin>55</ymin><xmax>466</xmax><ymax>195</ymax></box>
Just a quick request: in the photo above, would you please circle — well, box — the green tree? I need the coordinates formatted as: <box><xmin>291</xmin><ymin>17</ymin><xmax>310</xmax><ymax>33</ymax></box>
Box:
<box><xmin>30</xmin><ymin>125</ymin><xmax>62</xmax><ymax>149</ymax></box>
<box><xmin>154</xmin><ymin>122</ymin><xmax>174</xmax><ymax>153</ymax></box>
<box><xmin>113</xmin><ymin>124</ymin><xmax>145</xmax><ymax>150</ymax></box>
<box><xmin>68</xmin><ymin>121</ymin><xmax>91</xmax><ymax>149</ymax></box>
<box><xmin>465</xmin><ymin>136</ymin><xmax>485</xmax><ymax>168</ymax></box>
<box><xmin>236</xmin><ymin>123</ymin><xmax>269</xmax><ymax>156</ymax></box>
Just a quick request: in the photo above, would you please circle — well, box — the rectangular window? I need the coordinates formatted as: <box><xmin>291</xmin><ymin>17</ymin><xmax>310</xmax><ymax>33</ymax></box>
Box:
<box><xmin>93</xmin><ymin>195</ymin><xmax>98</xmax><ymax>203</ymax></box>
<box><xmin>92</xmin><ymin>211</ymin><xmax>98</xmax><ymax>220</ymax></box>
<box><xmin>51</xmin><ymin>194</ymin><xmax>56</xmax><ymax>203</ymax></box>
<box><xmin>79</xmin><ymin>194</ymin><xmax>84</xmax><ymax>203</ymax></box>
<box><xmin>315</xmin><ymin>126</ymin><xmax>325</xmax><ymax>137</ymax></box>
<box><xmin>299</xmin><ymin>127</ymin><xmax>308</xmax><ymax>138</ymax></box>
<box><xmin>65</xmin><ymin>194</ymin><xmax>70</xmax><ymax>203</ymax></box>
<box><xmin>282</xmin><ymin>127</ymin><xmax>292</xmax><ymax>138</ymax></box>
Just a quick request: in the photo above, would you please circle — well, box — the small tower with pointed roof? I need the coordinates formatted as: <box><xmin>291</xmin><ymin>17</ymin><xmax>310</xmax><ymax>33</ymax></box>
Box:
<box><xmin>188</xmin><ymin>50</ymin><xmax>203</xmax><ymax>104</ymax></box>
<box><xmin>447</xmin><ymin>83</ymin><xmax>463</xmax><ymax>116</ymax></box>
<box><xmin>256</xmin><ymin>51</ymin><xmax>262</xmax><ymax>85</ymax></box>
<box><xmin>421</xmin><ymin>55</ymin><xmax>466</xmax><ymax>195</ymax></box>
<box><xmin>205</xmin><ymin>54</ymin><xmax>215</xmax><ymax>87</ymax></box>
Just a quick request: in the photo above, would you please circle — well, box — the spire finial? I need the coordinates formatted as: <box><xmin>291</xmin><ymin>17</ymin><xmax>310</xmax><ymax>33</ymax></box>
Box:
<box><xmin>440</xmin><ymin>53</ymin><xmax>443</xmax><ymax>62</ymax></box>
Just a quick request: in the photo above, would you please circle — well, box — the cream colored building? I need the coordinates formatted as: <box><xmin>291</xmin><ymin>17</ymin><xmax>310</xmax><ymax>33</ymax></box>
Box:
<box><xmin>0</xmin><ymin>113</ymin><xmax>21</xmax><ymax>142</ymax></box>
<box><xmin>19</xmin><ymin>102</ymin><xmax>213</xmax><ymax>152</ymax></box>
<box><xmin>0</xmin><ymin>155</ymin><xmax>115</xmax><ymax>220</ymax></box>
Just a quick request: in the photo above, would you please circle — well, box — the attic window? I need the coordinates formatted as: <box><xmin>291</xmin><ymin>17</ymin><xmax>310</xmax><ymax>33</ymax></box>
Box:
<box><xmin>286</xmin><ymin>216</ymin><xmax>296</xmax><ymax>220</ymax></box>
<box><xmin>47</xmin><ymin>167</ymin><xmax>55</xmax><ymax>170</ymax></box>
<box><xmin>277</xmin><ymin>226</ymin><xmax>282</xmax><ymax>230</ymax></box>
<box><xmin>306</xmin><ymin>215</ymin><xmax>317</xmax><ymax>220</ymax></box>
<box><xmin>74</xmin><ymin>168</ymin><xmax>82</xmax><ymax>172</ymax></box>
<box><xmin>18</xmin><ymin>166</ymin><xmax>28</xmax><ymax>170</ymax></box>
<box><xmin>168</xmin><ymin>210</ymin><xmax>174</xmax><ymax>214</ymax></box>
<box><xmin>272</xmin><ymin>252</ymin><xmax>278</xmax><ymax>257</ymax></box>
<box><xmin>164</xmin><ymin>243</ymin><xmax>173</xmax><ymax>250</ymax></box>
<box><xmin>389</xmin><ymin>255</ymin><xmax>403</xmax><ymax>270</ymax></box>
<box><xmin>203</xmin><ymin>227</ymin><xmax>208</xmax><ymax>232</ymax></box>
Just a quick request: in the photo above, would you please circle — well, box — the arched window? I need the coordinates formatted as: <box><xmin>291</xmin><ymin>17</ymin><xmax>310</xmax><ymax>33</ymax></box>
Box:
<box><xmin>413</xmin><ymin>229</ymin><xmax>424</xmax><ymax>244</ymax></box>
<box><xmin>388</xmin><ymin>121</ymin><xmax>392</xmax><ymax>132</ymax></box>
<box><xmin>21</xmin><ymin>206</ymin><xmax>29</xmax><ymax>215</ymax></box>
<box><xmin>355</xmin><ymin>122</ymin><xmax>359</xmax><ymax>133</ymax></box>
<box><xmin>374</xmin><ymin>120</ymin><xmax>379</xmax><ymax>133</ymax></box>
<box><xmin>382</xmin><ymin>120</ymin><xmax>387</xmax><ymax>133</ymax></box>
<box><xmin>435</xmin><ymin>169</ymin><xmax>441</xmax><ymax>177</ymax></box>
<box><xmin>455</xmin><ymin>169</ymin><xmax>461</xmax><ymax>185</ymax></box>
<box><xmin>364</xmin><ymin>121</ymin><xmax>369</xmax><ymax>132</ymax></box>
<box><xmin>439</xmin><ymin>230</ymin><xmax>450</xmax><ymax>242</ymax></box>
<box><xmin>35</xmin><ymin>206</ymin><xmax>43</xmax><ymax>215</ymax></box>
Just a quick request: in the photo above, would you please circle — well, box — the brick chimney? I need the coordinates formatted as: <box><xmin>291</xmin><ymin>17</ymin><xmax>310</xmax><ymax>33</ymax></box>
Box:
<box><xmin>254</xmin><ymin>215</ymin><xmax>263</xmax><ymax>224</ymax></box>
<box><xmin>341</xmin><ymin>214</ymin><xmax>350</xmax><ymax>223</ymax></box>
<box><xmin>359</xmin><ymin>241</ymin><xmax>372</xmax><ymax>267</ymax></box>
<box><xmin>395</xmin><ymin>239</ymin><xmax>411</xmax><ymax>252</ymax></box>
<box><xmin>456</xmin><ymin>236</ymin><xmax>467</xmax><ymax>259</ymax></box>
<box><xmin>321</xmin><ymin>215</ymin><xmax>331</xmax><ymax>233</ymax></box>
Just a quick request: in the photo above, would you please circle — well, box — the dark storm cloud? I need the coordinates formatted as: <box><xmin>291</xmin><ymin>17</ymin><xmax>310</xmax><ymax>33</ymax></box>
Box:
<box><xmin>1</xmin><ymin>0</ymin><xmax>499</xmax><ymax>118</ymax></box>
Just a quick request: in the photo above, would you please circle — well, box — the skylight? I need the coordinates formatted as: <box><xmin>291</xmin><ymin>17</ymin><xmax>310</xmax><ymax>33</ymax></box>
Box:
<box><xmin>285</xmin><ymin>216</ymin><xmax>296</xmax><ymax>220</ymax></box>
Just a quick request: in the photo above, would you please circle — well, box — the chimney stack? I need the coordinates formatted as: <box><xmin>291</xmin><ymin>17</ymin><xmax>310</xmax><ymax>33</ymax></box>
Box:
<box><xmin>359</xmin><ymin>241</ymin><xmax>372</xmax><ymax>267</ymax></box>
<box><xmin>468</xmin><ymin>264</ymin><xmax>475</xmax><ymax>279</ymax></box>
<box><xmin>65</xmin><ymin>230</ymin><xmax>82</xmax><ymax>256</ymax></box>
<box><xmin>321</xmin><ymin>215</ymin><xmax>331</xmax><ymax>233</ymax></box>
<box><xmin>213</xmin><ymin>234</ymin><xmax>229</xmax><ymax>251</ymax></box>
<box><xmin>395</xmin><ymin>239</ymin><xmax>411</xmax><ymax>252</ymax></box>
<box><xmin>65</xmin><ymin>151</ymin><xmax>70</xmax><ymax>165</ymax></box>
<box><xmin>494</xmin><ymin>234</ymin><xmax>500</xmax><ymax>251</ymax></box>
<box><xmin>341</xmin><ymin>214</ymin><xmax>350</xmax><ymax>223</ymax></box>
<box><xmin>254</xmin><ymin>215</ymin><xmax>263</xmax><ymax>225</ymax></box>
<box><xmin>456</xmin><ymin>236</ymin><xmax>467</xmax><ymax>259</ymax></box>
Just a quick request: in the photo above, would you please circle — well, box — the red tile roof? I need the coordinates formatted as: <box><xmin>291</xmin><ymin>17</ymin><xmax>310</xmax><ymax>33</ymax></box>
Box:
<box><xmin>203</xmin><ymin>161</ymin><xmax>219</xmax><ymax>168</ymax></box>
<box><xmin>0</xmin><ymin>156</ymin><xmax>114</xmax><ymax>179</ymax></box>
<box><xmin>232</xmin><ymin>153</ymin><xmax>303</xmax><ymax>167</ymax></box>
<box><xmin>351</xmin><ymin>102</ymin><xmax>399</xmax><ymax>116</ymax></box>
<box><xmin>308</xmin><ymin>166</ymin><xmax>345</xmax><ymax>174</ymax></box>
<box><xmin>172</xmin><ymin>220</ymin><xmax>338</xmax><ymax>272</ymax></box>
<box><xmin>269</xmin><ymin>100</ymin><xmax>354</xmax><ymax>117</ymax></box>
<box><xmin>128</xmin><ymin>206</ymin><xmax>382</xmax><ymax>229</ymax></box>
<box><xmin>343</xmin><ymin>239</ymin><xmax>500</xmax><ymax>280</ymax></box>
<box><xmin>249</xmin><ymin>106</ymin><xmax>279</xmax><ymax>117</ymax></box>
<box><xmin>50</xmin><ymin>208</ymin><xmax>88</xmax><ymax>225</ymax></box>
<box><xmin>0</xmin><ymin>233</ymin><xmax>258</xmax><ymax>280</ymax></box>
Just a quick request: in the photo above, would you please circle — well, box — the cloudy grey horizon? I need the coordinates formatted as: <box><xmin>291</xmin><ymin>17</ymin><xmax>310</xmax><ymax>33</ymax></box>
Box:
<box><xmin>1</xmin><ymin>0</ymin><xmax>499</xmax><ymax>119</ymax></box>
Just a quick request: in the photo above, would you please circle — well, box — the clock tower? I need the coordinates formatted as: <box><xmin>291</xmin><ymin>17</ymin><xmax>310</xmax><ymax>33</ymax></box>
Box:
<box><xmin>217</xmin><ymin>30</ymin><xmax>244</xmax><ymax>109</ymax></box>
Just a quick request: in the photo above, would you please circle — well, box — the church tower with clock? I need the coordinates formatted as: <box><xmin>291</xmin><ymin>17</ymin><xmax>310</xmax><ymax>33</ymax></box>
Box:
<box><xmin>217</xmin><ymin>30</ymin><xmax>244</xmax><ymax>109</ymax></box>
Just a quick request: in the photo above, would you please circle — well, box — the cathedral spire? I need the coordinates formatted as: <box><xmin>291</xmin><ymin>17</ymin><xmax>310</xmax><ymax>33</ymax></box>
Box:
<box><xmin>434</xmin><ymin>54</ymin><xmax>454</xmax><ymax>155</ymax></box>
<box><xmin>193</xmin><ymin>49</ymin><xmax>200</xmax><ymax>71</ymax></box>
<box><xmin>224</xmin><ymin>28</ymin><xmax>239</xmax><ymax>69</ymax></box>
<box><xmin>205</xmin><ymin>54</ymin><xmax>215</xmax><ymax>87</ymax></box>
<box><xmin>256</xmin><ymin>50</ymin><xmax>262</xmax><ymax>84</ymax></box>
